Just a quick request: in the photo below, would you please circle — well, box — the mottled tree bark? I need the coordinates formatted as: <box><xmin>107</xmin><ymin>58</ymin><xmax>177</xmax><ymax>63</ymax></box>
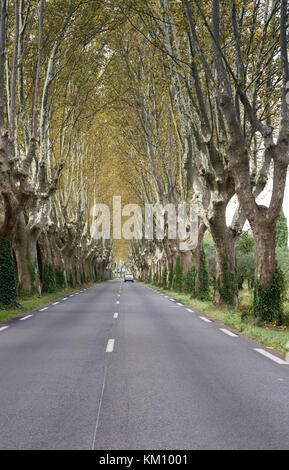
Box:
<box><xmin>191</xmin><ymin>220</ymin><xmax>206</xmax><ymax>296</ymax></box>
<box><xmin>13</xmin><ymin>213</ymin><xmax>41</xmax><ymax>295</ymax></box>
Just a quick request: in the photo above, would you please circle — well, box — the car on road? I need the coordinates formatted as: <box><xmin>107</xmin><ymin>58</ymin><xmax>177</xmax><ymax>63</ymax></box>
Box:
<box><xmin>124</xmin><ymin>274</ymin><xmax>134</xmax><ymax>282</ymax></box>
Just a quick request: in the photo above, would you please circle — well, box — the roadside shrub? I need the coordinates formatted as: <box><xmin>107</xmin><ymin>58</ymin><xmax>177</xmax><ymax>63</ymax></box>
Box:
<box><xmin>198</xmin><ymin>248</ymin><xmax>210</xmax><ymax>300</ymax></box>
<box><xmin>55</xmin><ymin>267</ymin><xmax>65</xmax><ymax>289</ymax></box>
<box><xmin>68</xmin><ymin>270</ymin><xmax>74</xmax><ymax>288</ymax></box>
<box><xmin>42</xmin><ymin>263</ymin><xmax>56</xmax><ymax>294</ymax></box>
<box><xmin>173</xmin><ymin>256</ymin><xmax>183</xmax><ymax>292</ymax></box>
<box><xmin>253</xmin><ymin>267</ymin><xmax>286</xmax><ymax>326</ymax></box>
<box><xmin>168</xmin><ymin>262</ymin><xmax>174</xmax><ymax>290</ymax></box>
<box><xmin>162</xmin><ymin>267</ymin><xmax>168</xmax><ymax>289</ymax></box>
<box><xmin>0</xmin><ymin>239</ymin><xmax>18</xmax><ymax>307</ymax></box>
<box><xmin>148</xmin><ymin>269</ymin><xmax>152</xmax><ymax>284</ymax></box>
<box><xmin>153</xmin><ymin>271</ymin><xmax>158</xmax><ymax>286</ymax></box>
<box><xmin>185</xmin><ymin>264</ymin><xmax>195</xmax><ymax>295</ymax></box>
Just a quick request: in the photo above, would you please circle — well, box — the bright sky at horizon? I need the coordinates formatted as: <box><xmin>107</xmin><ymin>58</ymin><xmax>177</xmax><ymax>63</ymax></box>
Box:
<box><xmin>227</xmin><ymin>175</ymin><xmax>289</xmax><ymax>245</ymax></box>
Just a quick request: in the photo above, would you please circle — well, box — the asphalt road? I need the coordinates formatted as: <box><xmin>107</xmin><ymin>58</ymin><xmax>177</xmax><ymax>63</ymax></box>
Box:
<box><xmin>0</xmin><ymin>280</ymin><xmax>289</xmax><ymax>450</ymax></box>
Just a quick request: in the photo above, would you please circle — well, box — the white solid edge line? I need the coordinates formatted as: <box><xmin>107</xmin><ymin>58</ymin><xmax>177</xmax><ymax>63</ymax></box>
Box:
<box><xmin>106</xmin><ymin>339</ymin><xmax>115</xmax><ymax>352</ymax></box>
<box><xmin>39</xmin><ymin>307</ymin><xmax>48</xmax><ymax>311</ymax></box>
<box><xmin>20</xmin><ymin>315</ymin><xmax>33</xmax><ymax>321</ymax></box>
<box><xmin>199</xmin><ymin>316</ymin><xmax>212</xmax><ymax>323</ymax></box>
<box><xmin>0</xmin><ymin>326</ymin><xmax>9</xmax><ymax>332</ymax></box>
<box><xmin>254</xmin><ymin>348</ymin><xmax>289</xmax><ymax>365</ymax></box>
<box><xmin>186</xmin><ymin>308</ymin><xmax>194</xmax><ymax>313</ymax></box>
<box><xmin>220</xmin><ymin>328</ymin><xmax>238</xmax><ymax>337</ymax></box>
<box><xmin>113</xmin><ymin>313</ymin><xmax>118</xmax><ymax>319</ymax></box>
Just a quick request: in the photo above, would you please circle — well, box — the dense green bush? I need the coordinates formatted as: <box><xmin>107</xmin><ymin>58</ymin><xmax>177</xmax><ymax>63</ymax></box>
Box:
<box><xmin>148</xmin><ymin>269</ymin><xmax>152</xmax><ymax>284</ymax></box>
<box><xmin>68</xmin><ymin>270</ymin><xmax>74</xmax><ymax>288</ymax></box>
<box><xmin>162</xmin><ymin>267</ymin><xmax>168</xmax><ymax>289</ymax></box>
<box><xmin>217</xmin><ymin>261</ymin><xmax>237</xmax><ymax>305</ymax></box>
<box><xmin>153</xmin><ymin>271</ymin><xmax>159</xmax><ymax>286</ymax></box>
<box><xmin>199</xmin><ymin>248</ymin><xmax>210</xmax><ymax>300</ymax></box>
<box><xmin>236</xmin><ymin>231</ymin><xmax>255</xmax><ymax>290</ymax></box>
<box><xmin>173</xmin><ymin>256</ymin><xmax>183</xmax><ymax>292</ymax></box>
<box><xmin>168</xmin><ymin>262</ymin><xmax>174</xmax><ymax>290</ymax></box>
<box><xmin>276</xmin><ymin>208</ymin><xmax>288</xmax><ymax>249</ymax></box>
<box><xmin>0</xmin><ymin>239</ymin><xmax>18</xmax><ymax>307</ymax></box>
<box><xmin>185</xmin><ymin>264</ymin><xmax>195</xmax><ymax>295</ymax></box>
<box><xmin>55</xmin><ymin>267</ymin><xmax>65</xmax><ymax>289</ymax></box>
<box><xmin>253</xmin><ymin>267</ymin><xmax>286</xmax><ymax>325</ymax></box>
<box><xmin>42</xmin><ymin>264</ymin><xmax>56</xmax><ymax>294</ymax></box>
<box><xmin>276</xmin><ymin>247</ymin><xmax>289</xmax><ymax>287</ymax></box>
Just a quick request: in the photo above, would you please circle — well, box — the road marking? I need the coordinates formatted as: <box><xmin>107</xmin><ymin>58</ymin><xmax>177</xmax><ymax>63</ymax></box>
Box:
<box><xmin>200</xmin><ymin>316</ymin><xmax>212</xmax><ymax>323</ymax></box>
<box><xmin>106</xmin><ymin>339</ymin><xmax>115</xmax><ymax>352</ymax></box>
<box><xmin>254</xmin><ymin>348</ymin><xmax>289</xmax><ymax>365</ymax></box>
<box><xmin>91</xmin><ymin>364</ymin><xmax>108</xmax><ymax>449</ymax></box>
<box><xmin>20</xmin><ymin>315</ymin><xmax>33</xmax><ymax>321</ymax></box>
<box><xmin>186</xmin><ymin>308</ymin><xmax>194</xmax><ymax>313</ymax></box>
<box><xmin>75</xmin><ymin>293</ymin><xmax>80</xmax><ymax>295</ymax></box>
<box><xmin>170</xmin><ymin>299</ymin><xmax>175</xmax><ymax>302</ymax></box>
<box><xmin>70</xmin><ymin>295</ymin><xmax>74</xmax><ymax>297</ymax></box>
<box><xmin>53</xmin><ymin>302</ymin><xmax>59</xmax><ymax>305</ymax></box>
<box><xmin>39</xmin><ymin>307</ymin><xmax>48</xmax><ymax>311</ymax></box>
<box><xmin>116</xmin><ymin>301</ymin><xmax>120</xmax><ymax>304</ymax></box>
<box><xmin>114</xmin><ymin>313</ymin><xmax>118</xmax><ymax>319</ymax></box>
<box><xmin>118</xmin><ymin>294</ymin><xmax>120</xmax><ymax>297</ymax></box>
<box><xmin>220</xmin><ymin>328</ymin><xmax>238</xmax><ymax>337</ymax></box>
<box><xmin>62</xmin><ymin>297</ymin><xmax>68</xmax><ymax>301</ymax></box>
<box><xmin>0</xmin><ymin>326</ymin><xmax>9</xmax><ymax>332</ymax></box>
<box><xmin>177</xmin><ymin>303</ymin><xmax>183</xmax><ymax>306</ymax></box>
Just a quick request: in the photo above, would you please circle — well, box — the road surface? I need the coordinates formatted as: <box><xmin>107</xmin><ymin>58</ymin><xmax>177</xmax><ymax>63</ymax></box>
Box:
<box><xmin>0</xmin><ymin>280</ymin><xmax>288</xmax><ymax>450</ymax></box>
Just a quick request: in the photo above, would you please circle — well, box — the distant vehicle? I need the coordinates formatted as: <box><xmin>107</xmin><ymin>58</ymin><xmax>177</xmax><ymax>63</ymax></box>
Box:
<box><xmin>124</xmin><ymin>274</ymin><xmax>134</xmax><ymax>282</ymax></box>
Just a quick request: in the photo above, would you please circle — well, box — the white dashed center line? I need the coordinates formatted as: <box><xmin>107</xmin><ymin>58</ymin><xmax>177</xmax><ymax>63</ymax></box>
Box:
<box><xmin>106</xmin><ymin>339</ymin><xmax>115</xmax><ymax>352</ymax></box>
<box><xmin>220</xmin><ymin>328</ymin><xmax>238</xmax><ymax>337</ymax></box>
<box><xmin>20</xmin><ymin>315</ymin><xmax>33</xmax><ymax>321</ymax></box>
<box><xmin>254</xmin><ymin>348</ymin><xmax>289</xmax><ymax>365</ymax></box>
<box><xmin>116</xmin><ymin>301</ymin><xmax>120</xmax><ymax>305</ymax></box>
<box><xmin>113</xmin><ymin>313</ymin><xmax>119</xmax><ymax>319</ymax></box>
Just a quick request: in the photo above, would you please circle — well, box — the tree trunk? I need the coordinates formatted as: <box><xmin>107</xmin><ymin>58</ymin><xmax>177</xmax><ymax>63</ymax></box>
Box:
<box><xmin>213</xmin><ymin>232</ymin><xmax>237</xmax><ymax>307</ymax></box>
<box><xmin>13</xmin><ymin>213</ymin><xmax>41</xmax><ymax>296</ymax></box>
<box><xmin>180</xmin><ymin>251</ymin><xmax>191</xmax><ymax>281</ymax></box>
<box><xmin>252</xmin><ymin>219</ymin><xmax>283</xmax><ymax>323</ymax></box>
<box><xmin>208</xmin><ymin>202</ymin><xmax>238</xmax><ymax>306</ymax></box>
<box><xmin>191</xmin><ymin>220</ymin><xmax>206</xmax><ymax>296</ymax></box>
<box><xmin>253</xmin><ymin>221</ymin><xmax>276</xmax><ymax>287</ymax></box>
<box><xmin>38</xmin><ymin>230</ymin><xmax>53</xmax><ymax>269</ymax></box>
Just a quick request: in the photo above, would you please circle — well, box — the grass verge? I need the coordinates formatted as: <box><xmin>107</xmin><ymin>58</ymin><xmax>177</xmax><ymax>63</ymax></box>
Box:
<box><xmin>0</xmin><ymin>283</ymin><xmax>97</xmax><ymax>323</ymax></box>
<box><xmin>147</xmin><ymin>284</ymin><xmax>289</xmax><ymax>356</ymax></box>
